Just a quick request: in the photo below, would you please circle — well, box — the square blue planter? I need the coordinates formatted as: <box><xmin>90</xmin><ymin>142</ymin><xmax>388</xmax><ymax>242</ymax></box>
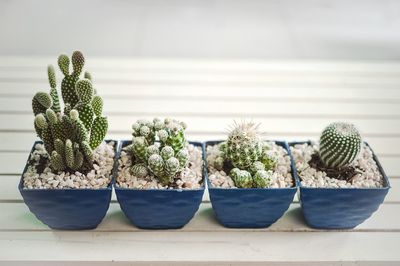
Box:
<box><xmin>114</xmin><ymin>140</ymin><xmax>205</xmax><ymax>229</ymax></box>
<box><xmin>19</xmin><ymin>140</ymin><xmax>117</xmax><ymax>230</ymax></box>
<box><xmin>289</xmin><ymin>141</ymin><xmax>390</xmax><ymax>229</ymax></box>
<box><xmin>205</xmin><ymin>140</ymin><xmax>299</xmax><ymax>228</ymax></box>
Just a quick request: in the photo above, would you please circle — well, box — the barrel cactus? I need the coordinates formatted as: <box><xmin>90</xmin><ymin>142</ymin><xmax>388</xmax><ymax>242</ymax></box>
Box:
<box><xmin>319</xmin><ymin>122</ymin><xmax>362</xmax><ymax>169</ymax></box>
<box><xmin>31</xmin><ymin>51</ymin><xmax>108</xmax><ymax>173</ymax></box>
<box><xmin>214</xmin><ymin>121</ymin><xmax>276</xmax><ymax>188</ymax></box>
<box><xmin>128</xmin><ymin>118</ymin><xmax>189</xmax><ymax>186</ymax></box>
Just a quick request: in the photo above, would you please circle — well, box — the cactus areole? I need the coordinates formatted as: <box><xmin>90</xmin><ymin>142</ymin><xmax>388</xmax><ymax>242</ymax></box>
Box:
<box><xmin>31</xmin><ymin>51</ymin><xmax>109</xmax><ymax>173</ymax></box>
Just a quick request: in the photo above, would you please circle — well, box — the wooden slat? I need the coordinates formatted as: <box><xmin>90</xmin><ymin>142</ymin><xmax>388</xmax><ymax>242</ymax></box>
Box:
<box><xmin>1</xmin><ymin>114</ymin><xmax>399</xmax><ymax>136</ymax></box>
<box><xmin>2</xmin><ymin>97</ymin><xmax>399</xmax><ymax>118</ymax></box>
<box><xmin>2</xmin><ymin>70</ymin><xmax>400</xmax><ymax>85</ymax></box>
<box><xmin>0</xmin><ymin>231</ymin><xmax>399</xmax><ymax>263</ymax></box>
<box><xmin>2</xmin><ymin>83</ymin><xmax>400</xmax><ymax>103</ymax></box>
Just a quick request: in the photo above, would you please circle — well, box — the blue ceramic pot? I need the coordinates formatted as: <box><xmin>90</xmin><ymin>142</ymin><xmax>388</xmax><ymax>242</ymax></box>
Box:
<box><xmin>115</xmin><ymin>140</ymin><xmax>205</xmax><ymax>229</ymax></box>
<box><xmin>206</xmin><ymin>140</ymin><xmax>299</xmax><ymax>228</ymax></box>
<box><xmin>289</xmin><ymin>141</ymin><xmax>390</xmax><ymax>229</ymax></box>
<box><xmin>19</xmin><ymin>140</ymin><xmax>117</xmax><ymax>230</ymax></box>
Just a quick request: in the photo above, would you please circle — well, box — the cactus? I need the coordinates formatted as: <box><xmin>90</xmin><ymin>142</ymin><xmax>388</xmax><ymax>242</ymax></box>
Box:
<box><xmin>128</xmin><ymin>118</ymin><xmax>189</xmax><ymax>186</ymax></box>
<box><xmin>319</xmin><ymin>122</ymin><xmax>362</xmax><ymax>169</ymax></box>
<box><xmin>215</xmin><ymin>122</ymin><xmax>277</xmax><ymax>188</ymax></box>
<box><xmin>31</xmin><ymin>51</ymin><xmax>108</xmax><ymax>173</ymax></box>
<box><xmin>224</xmin><ymin>122</ymin><xmax>263</xmax><ymax>169</ymax></box>
<box><xmin>58</xmin><ymin>51</ymin><xmax>85</xmax><ymax>107</ymax></box>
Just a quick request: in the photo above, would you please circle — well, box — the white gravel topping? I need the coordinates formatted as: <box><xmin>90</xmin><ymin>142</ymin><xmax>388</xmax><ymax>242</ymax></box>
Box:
<box><xmin>117</xmin><ymin>144</ymin><xmax>203</xmax><ymax>189</ymax></box>
<box><xmin>207</xmin><ymin>141</ymin><xmax>294</xmax><ymax>188</ymax></box>
<box><xmin>290</xmin><ymin>142</ymin><xmax>384</xmax><ymax>188</ymax></box>
<box><xmin>23</xmin><ymin>142</ymin><xmax>116</xmax><ymax>189</ymax></box>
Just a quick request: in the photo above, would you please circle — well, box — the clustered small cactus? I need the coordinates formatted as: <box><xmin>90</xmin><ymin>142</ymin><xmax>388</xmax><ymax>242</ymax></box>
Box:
<box><xmin>319</xmin><ymin>122</ymin><xmax>362</xmax><ymax>169</ymax></box>
<box><xmin>32</xmin><ymin>51</ymin><xmax>108</xmax><ymax>172</ymax></box>
<box><xmin>213</xmin><ymin>122</ymin><xmax>277</xmax><ymax>188</ymax></box>
<box><xmin>127</xmin><ymin>118</ymin><xmax>189</xmax><ymax>186</ymax></box>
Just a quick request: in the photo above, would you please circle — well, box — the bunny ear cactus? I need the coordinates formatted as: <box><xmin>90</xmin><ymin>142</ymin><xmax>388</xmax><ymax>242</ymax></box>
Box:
<box><xmin>319</xmin><ymin>122</ymin><xmax>362</xmax><ymax>169</ymax></box>
<box><xmin>128</xmin><ymin>118</ymin><xmax>189</xmax><ymax>186</ymax></box>
<box><xmin>214</xmin><ymin>121</ymin><xmax>276</xmax><ymax>188</ymax></box>
<box><xmin>31</xmin><ymin>51</ymin><xmax>108</xmax><ymax>173</ymax></box>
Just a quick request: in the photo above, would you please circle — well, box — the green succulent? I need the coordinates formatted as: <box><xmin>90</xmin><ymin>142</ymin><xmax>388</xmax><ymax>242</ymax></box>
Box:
<box><xmin>319</xmin><ymin>122</ymin><xmax>362</xmax><ymax>169</ymax></box>
<box><xmin>217</xmin><ymin>121</ymin><xmax>277</xmax><ymax>188</ymax></box>
<box><xmin>31</xmin><ymin>51</ymin><xmax>108</xmax><ymax>173</ymax></box>
<box><xmin>128</xmin><ymin>118</ymin><xmax>189</xmax><ymax>186</ymax></box>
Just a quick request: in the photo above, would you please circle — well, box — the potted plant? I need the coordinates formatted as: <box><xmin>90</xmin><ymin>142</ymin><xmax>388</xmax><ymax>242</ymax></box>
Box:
<box><xmin>290</xmin><ymin>122</ymin><xmax>390</xmax><ymax>229</ymax></box>
<box><xmin>19</xmin><ymin>51</ymin><xmax>116</xmax><ymax>230</ymax></box>
<box><xmin>205</xmin><ymin>122</ymin><xmax>298</xmax><ymax>228</ymax></box>
<box><xmin>115</xmin><ymin>118</ymin><xmax>205</xmax><ymax>229</ymax></box>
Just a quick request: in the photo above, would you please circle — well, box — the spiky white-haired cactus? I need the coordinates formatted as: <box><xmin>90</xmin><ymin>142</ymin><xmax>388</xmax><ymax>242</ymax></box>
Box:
<box><xmin>319</xmin><ymin>122</ymin><xmax>362</xmax><ymax>169</ymax></box>
<box><xmin>214</xmin><ymin>121</ymin><xmax>276</xmax><ymax>188</ymax></box>
<box><xmin>31</xmin><ymin>51</ymin><xmax>109</xmax><ymax>173</ymax></box>
<box><xmin>128</xmin><ymin>118</ymin><xmax>189</xmax><ymax>186</ymax></box>
<box><xmin>225</xmin><ymin>122</ymin><xmax>263</xmax><ymax>169</ymax></box>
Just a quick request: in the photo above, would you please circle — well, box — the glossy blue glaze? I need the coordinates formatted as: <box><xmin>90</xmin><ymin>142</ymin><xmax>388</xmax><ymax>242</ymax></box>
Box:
<box><xmin>289</xmin><ymin>141</ymin><xmax>390</xmax><ymax>229</ymax></box>
<box><xmin>205</xmin><ymin>140</ymin><xmax>299</xmax><ymax>228</ymax></box>
<box><xmin>115</xmin><ymin>140</ymin><xmax>205</xmax><ymax>229</ymax></box>
<box><xmin>19</xmin><ymin>140</ymin><xmax>117</xmax><ymax>230</ymax></box>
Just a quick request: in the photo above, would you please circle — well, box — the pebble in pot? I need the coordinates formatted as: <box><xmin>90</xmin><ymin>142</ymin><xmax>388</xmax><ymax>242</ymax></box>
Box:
<box><xmin>115</xmin><ymin>118</ymin><xmax>204</xmax><ymax>229</ymax></box>
<box><xmin>290</xmin><ymin>122</ymin><xmax>390</xmax><ymax>229</ymax></box>
<box><xmin>206</xmin><ymin>121</ymin><xmax>298</xmax><ymax>228</ymax></box>
<box><xmin>19</xmin><ymin>51</ymin><xmax>114</xmax><ymax>230</ymax></box>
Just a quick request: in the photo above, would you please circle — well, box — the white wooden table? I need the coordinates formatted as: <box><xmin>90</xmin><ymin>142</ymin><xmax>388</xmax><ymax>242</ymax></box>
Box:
<box><xmin>0</xmin><ymin>57</ymin><xmax>399</xmax><ymax>265</ymax></box>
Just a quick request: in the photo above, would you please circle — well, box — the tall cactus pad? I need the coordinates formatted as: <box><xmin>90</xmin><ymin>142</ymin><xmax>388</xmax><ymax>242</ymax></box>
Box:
<box><xmin>47</xmin><ymin>65</ymin><xmax>61</xmax><ymax>113</ymax></box>
<box><xmin>32</xmin><ymin>92</ymin><xmax>53</xmax><ymax>115</ymax></box>
<box><xmin>92</xmin><ymin>95</ymin><xmax>103</xmax><ymax>116</ymax></box>
<box><xmin>225</xmin><ymin>122</ymin><xmax>263</xmax><ymax>169</ymax></box>
<box><xmin>59</xmin><ymin>51</ymin><xmax>86</xmax><ymax>107</ymax></box>
<box><xmin>319</xmin><ymin>122</ymin><xmax>362</xmax><ymax>169</ymax></box>
<box><xmin>90</xmin><ymin>116</ymin><xmax>108</xmax><ymax>149</ymax></box>
<box><xmin>72</xmin><ymin>51</ymin><xmax>85</xmax><ymax>76</ymax></box>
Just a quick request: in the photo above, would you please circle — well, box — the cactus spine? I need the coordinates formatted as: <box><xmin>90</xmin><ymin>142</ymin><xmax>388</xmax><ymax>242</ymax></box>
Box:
<box><xmin>213</xmin><ymin>122</ymin><xmax>276</xmax><ymax>188</ymax></box>
<box><xmin>31</xmin><ymin>51</ymin><xmax>108</xmax><ymax>173</ymax></box>
<box><xmin>127</xmin><ymin>118</ymin><xmax>189</xmax><ymax>186</ymax></box>
<box><xmin>319</xmin><ymin>122</ymin><xmax>362</xmax><ymax>169</ymax></box>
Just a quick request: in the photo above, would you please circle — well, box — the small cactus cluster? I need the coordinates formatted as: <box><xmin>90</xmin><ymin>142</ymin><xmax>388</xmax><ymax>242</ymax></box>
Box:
<box><xmin>319</xmin><ymin>122</ymin><xmax>362</xmax><ymax>169</ymax></box>
<box><xmin>32</xmin><ymin>51</ymin><xmax>108</xmax><ymax>172</ymax></box>
<box><xmin>127</xmin><ymin>118</ymin><xmax>189</xmax><ymax>186</ymax></box>
<box><xmin>213</xmin><ymin>122</ymin><xmax>277</xmax><ymax>188</ymax></box>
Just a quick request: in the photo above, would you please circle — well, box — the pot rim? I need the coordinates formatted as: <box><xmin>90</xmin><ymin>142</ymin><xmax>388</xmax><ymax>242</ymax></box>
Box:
<box><xmin>19</xmin><ymin>140</ymin><xmax>118</xmax><ymax>192</ymax></box>
<box><xmin>288</xmin><ymin>140</ymin><xmax>391</xmax><ymax>191</ymax></box>
<box><xmin>205</xmin><ymin>139</ymin><xmax>300</xmax><ymax>191</ymax></box>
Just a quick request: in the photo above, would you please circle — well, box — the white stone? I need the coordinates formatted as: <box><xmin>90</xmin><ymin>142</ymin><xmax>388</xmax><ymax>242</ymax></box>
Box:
<box><xmin>290</xmin><ymin>143</ymin><xmax>384</xmax><ymax>189</ymax></box>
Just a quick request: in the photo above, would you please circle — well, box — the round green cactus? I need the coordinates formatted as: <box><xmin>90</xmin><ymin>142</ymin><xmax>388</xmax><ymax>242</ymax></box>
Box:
<box><xmin>224</xmin><ymin>122</ymin><xmax>263</xmax><ymax>169</ymax></box>
<box><xmin>319</xmin><ymin>122</ymin><xmax>362</xmax><ymax>169</ymax></box>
